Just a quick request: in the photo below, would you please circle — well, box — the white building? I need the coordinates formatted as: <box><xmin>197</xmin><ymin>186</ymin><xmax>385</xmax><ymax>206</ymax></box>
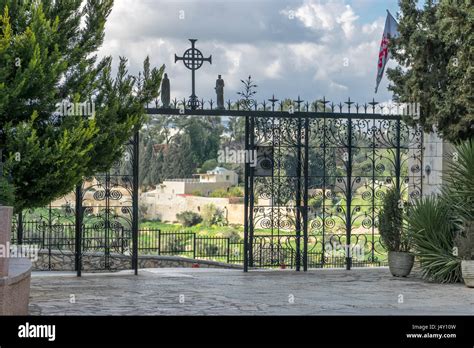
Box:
<box><xmin>194</xmin><ymin>167</ymin><xmax>238</xmax><ymax>186</ymax></box>
<box><xmin>147</xmin><ymin>167</ymin><xmax>238</xmax><ymax>198</ymax></box>
<box><xmin>140</xmin><ymin>167</ymin><xmax>242</xmax><ymax>223</ymax></box>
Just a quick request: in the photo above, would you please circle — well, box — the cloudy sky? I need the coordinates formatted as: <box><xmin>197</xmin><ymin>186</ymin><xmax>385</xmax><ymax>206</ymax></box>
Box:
<box><xmin>99</xmin><ymin>0</ymin><xmax>401</xmax><ymax>105</ymax></box>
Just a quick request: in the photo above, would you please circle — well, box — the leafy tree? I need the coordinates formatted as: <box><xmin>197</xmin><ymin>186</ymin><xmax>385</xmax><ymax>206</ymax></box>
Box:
<box><xmin>387</xmin><ymin>0</ymin><xmax>473</xmax><ymax>142</ymax></box>
<box><xmin>0</xmin><ymin>0</ymin><xmax>164</xmax><ymax>211</ymax></box>
<box><xmin>199</xmin><ymin>158</ymin><xmax>218</xmax><ymax>173</ymax></box>
<box><xmin>161</xmin><ymin>133</ymin><xmax>196</xmax><ymax>179</ymax></box>
<box><xmin>139</xmin><ymin>135</ymin><xmax>154</xmax><ymax>189</ymax></box>
<box><xmin>182</xmin><ymin>116</ymin><xmax>223</xmax><ymax>166</ymax></box>
<box><xmin>226</xmin><ymin>117</ymin><xmax>245</xmax><ymax>144</ymax></box>
<box><xmin>0</xmin><ymin>175</ymin><xmax>14</xmax><ymax>206</ymax></box>
<box><xmin>140</xmin><ymin>115</ymin><xmax>223</xmax><ymax>183</ymax></box>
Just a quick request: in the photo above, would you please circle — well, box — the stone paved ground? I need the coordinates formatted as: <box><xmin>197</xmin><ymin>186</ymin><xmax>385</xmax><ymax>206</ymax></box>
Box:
<box><xmin>29</xmin><ymin>268</ymin><xmax>473</xmax><ymax>315</ymax></box>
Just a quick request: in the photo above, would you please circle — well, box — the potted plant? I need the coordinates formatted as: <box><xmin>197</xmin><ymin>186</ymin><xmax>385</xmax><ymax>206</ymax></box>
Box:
<box><xmin>379</xmin><ymin>187</ymin><xmax>414</xmax><ymax>277</ymax></box>
<box><xmin>455</xmin><ymin>221</ymin><xmax>474</xmax><ymax>287</ymax></box>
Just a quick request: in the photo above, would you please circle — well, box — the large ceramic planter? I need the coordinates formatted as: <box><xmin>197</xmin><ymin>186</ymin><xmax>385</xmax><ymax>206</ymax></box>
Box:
<box><xmin>388</xmin><ymin>251</ymin><xmax>414</xmax><ymax>277</ymax></box>
<box><xmin>461</xmin><ymin>260</ymin><xmax>474</xmax><ymax>288</ymax></box>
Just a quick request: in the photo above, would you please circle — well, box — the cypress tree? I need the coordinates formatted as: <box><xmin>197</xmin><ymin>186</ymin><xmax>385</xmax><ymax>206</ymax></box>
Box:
<box><xmin>387</xmin><ymin>0</ymin><xmax>473</xmax><ymax>142</ymax></box>
<box><xmin>0</xmin><ymin>1</ymin><xmax>164</xmax><ymax>211</ymax></box>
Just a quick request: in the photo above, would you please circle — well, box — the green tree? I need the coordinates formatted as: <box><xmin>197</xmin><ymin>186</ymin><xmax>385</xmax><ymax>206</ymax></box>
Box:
<box><xmin>139</xmin><ymin>135</ymin><xmax>154</xmax><ymax>189</ymax></box>
<box><xmin>161</xmin><ymin>133</ymin><xmax>196</xmax><ymax>179</ymax></box>
<box><xmin>387</xmin><ymin>0</ymin><xmax>473</xmax><ymax>142</ymax></box>
<box><xmin>199</xmin><ymin>158</ymin><xmax>218</xmax><ymax>173</ymax></box>
<box><xmin>0</xmin><ymin>1</ymin><xmax>164</xmax><ymax>211</ymax></box>
<box><xmin>226</xmin><ymin>117</ymin><xmax>245</xmax><ymax>144</ymax></box>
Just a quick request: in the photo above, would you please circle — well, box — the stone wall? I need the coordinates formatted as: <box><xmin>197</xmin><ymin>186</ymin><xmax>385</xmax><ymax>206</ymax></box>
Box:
<box><xmin>33</xmin><ymin>250</ymin><xmax>242</xmax><ymax>272</ymax></box>
<box><xmin>141</xmin><ymin>193</ymin><xmax>246</xmax><ymax>225</ymax></box>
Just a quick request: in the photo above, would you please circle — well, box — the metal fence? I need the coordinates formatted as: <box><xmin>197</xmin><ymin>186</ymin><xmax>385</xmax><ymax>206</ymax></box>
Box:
<box><xmin>137</xmin><ymin>229</ymin><xmax>243</xmax><ymax>264</ymax></box>
<box><xmin>11</xmin><ymin>222</ymin><xmax>387</xmax><ymax>269</ymax></box>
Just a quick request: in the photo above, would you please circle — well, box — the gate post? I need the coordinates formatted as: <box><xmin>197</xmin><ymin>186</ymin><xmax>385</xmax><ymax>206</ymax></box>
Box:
<box><xmin>132</xmin><ymin>130</ymin><xmax>139</xmax><ymax>275</ymax></box>
<box><xmin>303</xmin><ymin>116</ymin><xmax>309</xmax><ymax>271</ymax></box>
<box><xmin>243</xmin><ymin>115</ymin><xmax>250</xmax><ymax>272</ymax></box>
<box><xmin>345</xmin><ymin>117</ymin><xmax>353</xmax><ymax>271</ymax></box>
<box><xmin>295</xmin><ymin>113</ymin><xmax>302</xmax><ymax>272</ymax></box>
<box><xmin>248</xmin><ymin>116</ymin><xmax>255</xmax><ymax>268</ymax></box>
<box><xmin>395</xmin><ymin>118</ymin><xmax>401</xmax><ymax>192</ymax></box>
<box><xmin>75</xmin><ymin>183</ymin><xmax>83</xmax><ymax>277</ymax></box>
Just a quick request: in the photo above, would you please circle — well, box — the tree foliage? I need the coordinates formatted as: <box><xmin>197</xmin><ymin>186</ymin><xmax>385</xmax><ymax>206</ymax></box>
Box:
<box><xmin>387</xmin><ymin>0</ymin><xmax>473</xmax><ymax>142</ymax></box>
<box><xmin>0</xmin><ymin>0</ymin><xmax>164</xmax><ymax>211</ymax></box>
<box><xmin>379</xmin><ymin>187</ymin><xmax>410</xmax><ymax>252</ymax></box>
<box><xmin>137</xmin><ymin>115</ymin><xmax>224</xmax><ymax>187</ymax></box>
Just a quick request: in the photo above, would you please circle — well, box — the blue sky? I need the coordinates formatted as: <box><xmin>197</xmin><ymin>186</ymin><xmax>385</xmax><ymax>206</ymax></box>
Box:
<box><xmin>100</xmin><ymin>0</ymin><xmax>402</xmax><ymax>105</ymax></box>
<box><xmin>349</xmin><ymin>0</ymin><xmax>399</xmax><ymax>24</ymax></box>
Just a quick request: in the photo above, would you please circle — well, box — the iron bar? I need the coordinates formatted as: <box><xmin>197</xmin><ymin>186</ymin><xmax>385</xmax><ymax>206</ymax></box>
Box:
<box><xmin>132</xmin><ymin>130</ymin><xmax>139</xmax><ymax>275</ymax></box>
<box><xmin>346</xmin><ymin>118</ymin><xmax>353</xmax><ymax>271</ymax></box>
<box><xmin>303</xmin><ymin>115</ymin><xmax>309</xmax><ymax>272</ymax></box>
<box><xmin>147</xmin><ymin>108</ymin><xmax>402</xmax><ymax>120</ymax></box>
<box><xmin>395</xmin><ymin>119</ymin><xmax>401</xmax><ymax>192</ymax></box>
<box><xmin>75</xmin><ymin>183</ymin><xmax>83</xmax><ymax>277</ymax></box>
<box><xmin>248</xmin><ymin>115</ymin><xmax>255</xmax><ymax>267</ymax></box>
<box><xmin>295</xmin><ymin>113</ymin><xmax>302</xmax><ymax>271</ymax></box>
<box><xmin>243</xmin><ymin>114</ymin><xmax>250</xmax><ymax>272</ymax></box>
<box><xmin>17</xmin><ymin>211</ymin><xmax>23</xmax><ymax>245</ymax></box>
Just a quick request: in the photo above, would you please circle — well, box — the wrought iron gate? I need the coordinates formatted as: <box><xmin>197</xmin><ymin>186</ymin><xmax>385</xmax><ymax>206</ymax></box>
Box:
<box><xmin>12</xmin><ymin>133</ymin><xmax>139</xmax><ymax>275</ymax></box>
<box><xmin>244</xmin><ymin>99</ymin><xmax>423</xmax><ymax>271</ymax></box>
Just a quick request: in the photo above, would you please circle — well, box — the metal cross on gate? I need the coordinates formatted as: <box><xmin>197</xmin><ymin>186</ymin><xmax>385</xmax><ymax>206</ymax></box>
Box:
<box><xmin>175</xmin><ymin>39</ymin><xmax>212</xmax><ymax>110</ymax></box>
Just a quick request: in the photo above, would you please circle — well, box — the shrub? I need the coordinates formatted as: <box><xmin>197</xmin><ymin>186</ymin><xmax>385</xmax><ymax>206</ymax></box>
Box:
<box><xmin>227</xmin><ymin>186</ymin><xmax>243</xmax><ymax>197</ymax></box>
<box><xmin>379</xmin><ymin>187</ymin><xmax>410</xmax><ymax>252</ymax></box>
<box><xmin>176</xmin><ymin>211</ymin><xmax>202</xmax><ymax>227</ymax></box>
<box><xmin>223</xmin><ymin>229</ymin><xmax>241</xmax><ymax>243</ymax></box>
<box><xmin>204</xmin><ymin>244</ymin><xmax>220</xmax><ymax>256</ymax></box>
<box><xmin>405</xmin><ymin>140</ymin><xmax>474</xmax><ymax>283</ymax></box>
<box><xmin>210</xmin><ymin>188</ymin><xmax>228</xmax><ymax>198</ymax></box>
<box><xmin>442</xmin><ymin>140</ymin><xmax>474</xmax><ymax>225</ymax></box>
<box><xmin>191</xmin><ymin>190</ymin><xmax>202</xmax><ymax>196</ymax></box>
<box><xmin>201</xmin><ymin>203</ymin><xmax>226</xmax><ymax>227</ymax></box>
<box><xmin>406</xmin><ymin>197</ymin><xmax>461</xmax><ymax>283</ymax></box>
<box><xmin>210</xmin><ymin>187</ymin><xmax>243</xmax><ymax>198</ymax></box>
<box><xmin>444</xmin><ymin>140</ymin><xmax>474</xmax><ymax>263</ymax></box>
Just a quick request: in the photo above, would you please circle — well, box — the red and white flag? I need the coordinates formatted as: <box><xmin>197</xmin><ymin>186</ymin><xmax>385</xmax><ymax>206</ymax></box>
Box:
<box><xmin>375</xmin><ymin>10</ymin><xmax>399</xmax><ymax>93</ymax></box>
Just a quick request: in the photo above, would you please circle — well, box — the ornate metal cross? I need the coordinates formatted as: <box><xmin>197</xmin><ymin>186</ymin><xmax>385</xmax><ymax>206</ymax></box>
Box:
<box><xmin>175</xmin><ymin>39</ymin><xmax>212</xmax><ymax>110</ymax></box>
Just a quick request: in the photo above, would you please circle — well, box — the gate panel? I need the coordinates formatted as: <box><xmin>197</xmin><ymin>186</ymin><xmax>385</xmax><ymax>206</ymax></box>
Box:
<box><xmin>246</xmin><ymin>101</ymin><xmax>423</xmax><ymax>271</ymax></box>
<box><xmin>11</xmin><ymin>136</ymin><xmax>138</xmax><ymax>274</ymax></box>
<box><xmin>250</xmin><ymin>116</ymin><xmax>303</xmax><ymax>268</ymax></box>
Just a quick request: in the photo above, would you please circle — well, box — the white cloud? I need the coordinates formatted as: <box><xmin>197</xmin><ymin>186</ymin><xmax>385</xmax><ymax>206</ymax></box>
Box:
<box><xmin>264</xmin><ymin>60</ymin><xmax>283</xmax><ymax>79</ymax></box>
<box><xmin>98</xmin><ymin>0</ymin><xmax>393</xmax><ymax>104</ymax></box>
<box><xmin>337</xmin><ymin>5</ymin><xmax>359</xmax><ymax>39</ymax></box>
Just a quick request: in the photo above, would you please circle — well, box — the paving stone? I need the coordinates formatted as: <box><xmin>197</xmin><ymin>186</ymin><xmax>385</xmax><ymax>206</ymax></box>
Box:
<box><xmin>28</xmin><ymin>268</ymin><xmax>474</xmax><ymax>315</ymax></box>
